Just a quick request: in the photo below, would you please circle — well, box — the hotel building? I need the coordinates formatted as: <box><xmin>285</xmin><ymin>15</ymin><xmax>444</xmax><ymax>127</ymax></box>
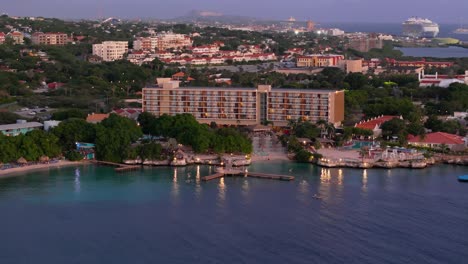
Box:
<box><xmin>142</xmin><ymin>79</ymin><xmax>344</xmax><ymax>127</ymax></box>
<box><xmin>92</xmin><ymin>41</ymin><xmax>128</xmax><ymax>62</ymax></box>
<box><xmin>31</xmin><ymin>32</ymin><xmax>68</xmax><ymax>45</ymax></box>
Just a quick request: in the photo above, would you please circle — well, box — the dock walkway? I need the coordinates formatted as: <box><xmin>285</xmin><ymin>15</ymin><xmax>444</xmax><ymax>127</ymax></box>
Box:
<box><xmin>202</xmin><ymin>170</ymin><xmax>294</xmax><ymax>182</ymax></box>
<box><xmin>91</xmin><ymin>160</ymin><xmax>140</xmax><ymax>172</ymax></box>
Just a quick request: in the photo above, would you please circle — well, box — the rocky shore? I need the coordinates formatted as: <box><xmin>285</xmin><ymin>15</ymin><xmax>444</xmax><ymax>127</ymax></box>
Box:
<box><xmin>124</xmin><ymin>154</ymin><xmax>251</xmax><ymax>167</ymax></box>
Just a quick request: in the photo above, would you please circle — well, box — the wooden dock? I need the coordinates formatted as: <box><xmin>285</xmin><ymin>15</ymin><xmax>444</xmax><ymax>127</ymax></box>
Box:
<box><xmin>201</xmin><ymin>172</ymin><xmax>224</xmax><ymax>181</ymax></box>
<box><xmin>246</xmin><ymin>172</ymin><xmax>294</xmax><ymax>181</ymax></box>
<box><xmin>92</xmin><ymin>160</ymin><xmax>140</xmax><ymax>172</ymax></box>
<box><xmin>202</xmin><ymin>170</ymin><xmax>294</xmax><ymax>182</ymax></box>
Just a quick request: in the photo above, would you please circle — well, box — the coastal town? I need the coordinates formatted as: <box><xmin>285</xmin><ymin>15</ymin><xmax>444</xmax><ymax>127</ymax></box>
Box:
<box><xmin>0</xmin><ymin>13</ymin><xmax>467</xmax><ymax>176</ymax></box>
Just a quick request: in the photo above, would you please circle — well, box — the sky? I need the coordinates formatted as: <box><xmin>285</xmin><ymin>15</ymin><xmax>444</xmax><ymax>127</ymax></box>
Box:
<box><xmin>3</xmin><ymin>0</ymin><xmax>468</xmax><ymax>23</ymax></box>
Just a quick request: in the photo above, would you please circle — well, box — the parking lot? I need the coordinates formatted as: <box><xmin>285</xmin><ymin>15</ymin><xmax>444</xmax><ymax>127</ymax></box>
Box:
<box><xmin>14</xmin><ymin>107</ymin><xmax>53</xmax><ymax>119</ymax></box>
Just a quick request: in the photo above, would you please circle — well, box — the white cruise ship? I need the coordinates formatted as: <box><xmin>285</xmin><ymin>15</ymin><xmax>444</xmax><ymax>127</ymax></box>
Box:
<box><xmin>402</xmin><ymin>17</ymin><xmax>439</xmax><ymax>38</ymax></box>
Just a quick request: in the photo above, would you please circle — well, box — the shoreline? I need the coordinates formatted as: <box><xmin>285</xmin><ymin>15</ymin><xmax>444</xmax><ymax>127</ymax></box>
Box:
<box><xmin>0</xmin><ymin>160</ymin><xmax>84</xmax><ymax>178</ymax></box>
<box><xmin>0</xmin><ymin>155</ymin><xmax>465</xmax><ymax>180</ymax></box>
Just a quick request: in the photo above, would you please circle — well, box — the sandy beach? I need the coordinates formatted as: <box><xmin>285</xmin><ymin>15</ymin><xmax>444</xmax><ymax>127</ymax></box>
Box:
<box><xmin>0</xmin><ymin>160</ymin><xmax>83</xmax><ymax>178</ymax></box>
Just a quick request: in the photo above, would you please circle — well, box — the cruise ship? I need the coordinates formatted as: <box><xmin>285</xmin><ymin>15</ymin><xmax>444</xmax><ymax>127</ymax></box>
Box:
<box><xmin>402</xmin><ymin>17</ymin><xmax>439</xmax><ymax>38</ymax></box>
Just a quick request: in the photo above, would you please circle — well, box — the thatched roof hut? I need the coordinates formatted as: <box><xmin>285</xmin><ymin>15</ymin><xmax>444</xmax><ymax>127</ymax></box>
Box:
<box><xmin>17</xmin><ymin>157</ymin><xmax>28</xmax><ymax>164</ymax></box>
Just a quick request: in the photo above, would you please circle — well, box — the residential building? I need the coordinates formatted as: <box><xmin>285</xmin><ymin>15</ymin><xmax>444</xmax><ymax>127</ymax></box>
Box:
<box><xmin>355</xmin><ymin>115</ymin><xmax>402</xmax><ymax>137</ymax></box>
<box><xmin>387</xmin><ymin>58</ymin><xmax>454</xmax><ymax>68</ymax></box>
<box><xmin>297</xmin><ymin>54</ymin><xmax>344</xmax><ymax>67</ymax></box>
<box><xmin>92</xmin><ymin>41</ymin><xmax>128</xmax><ymax>62</ymax></box>
<box><xmin>408</xmin><ymin>132</ymin><xmax>466</xmax><ymax>151</ymax></box>
<box><xmin>133</xmin><ymin>37</ymin><xmax>158</xmax><ymax>51</ymax></box>
<box><xmin>0</xmin><ymin>32</ymin><xmax>5</xmax><ymax>44</ymax></box>
<box><xmin>156</xmin><ymin>33</ymin><xmax>192</xmax><ymax>50</ymax></box>
<box><xmin>418</xmin><ymin>70</ymin><xmax>468</xmax><ymax>87</ymax></box>
<box><xmin>343</xmin><ymin>59</ymin><xmax>363</xmax><ymax>73</ymax></box>
<box><xmin>319</xmin><ymin>28</ymin><xmax>344</xmax><ymax>36</ymax></box>
<box><xmin>142</xmin><ymin>80</ymin><xmax>344</xmax><ymax>126</ymax></box>
<box><xmin>6</xmin><ymin>31</ymin><xmax>24</xmax><ymax>44</ymax></box>
<box><xmin>348</xmin><ymin>35</ymin><xmax>383</xmax><ymax>52</ymax></box>
<box><xmin>0</xmin><ymin>121</ymin><xmax>43</xmax><ymax>136</ymax></box>
<box><xmin>191</xmin><ymin>45</ymin><xmax>220</xmax><ymax>55</ymax></box>
<box><xmin>31</xmin><ymin>32</ymin><xmax>68</xmax><ymax>45</ymax></box>
<box><xmin>111</xmin><ymin>108</ymin><xmax>142</xmax><ymax>121</ymax></box>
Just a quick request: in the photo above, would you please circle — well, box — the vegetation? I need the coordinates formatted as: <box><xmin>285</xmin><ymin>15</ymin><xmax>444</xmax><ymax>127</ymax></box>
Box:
<box><xmin>0</xmin><ymin>130</ymin><xmax>61</xmax><ymax>163</ymax></box>
<box><xmin>137</xmin><ymin>112</ymin><xmax>252</xmax><ymax>154</ymax></box>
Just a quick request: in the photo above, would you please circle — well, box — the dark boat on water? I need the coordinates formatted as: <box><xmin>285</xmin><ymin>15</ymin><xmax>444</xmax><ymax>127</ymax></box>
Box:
<box><xmin>458</xmin><ymin>175</ymin><xmax>468</xmax><ymax>182</ymax></box>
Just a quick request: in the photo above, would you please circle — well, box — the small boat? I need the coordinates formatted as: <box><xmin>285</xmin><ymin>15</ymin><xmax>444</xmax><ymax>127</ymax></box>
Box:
<box><xmin>458</xmin><ymin>175</ymin><xmax>468</xmax><ymax>182</ymax></box>
<box><xmin>313</xmin><ymin>194</ymin><xmax>322</xmax><ymax>200</ymax></box>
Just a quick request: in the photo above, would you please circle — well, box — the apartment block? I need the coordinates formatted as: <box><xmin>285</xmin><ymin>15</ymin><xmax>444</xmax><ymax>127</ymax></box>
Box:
<box><xmin>142</xmin><ymin>80</ymin><xmax>344</xmax><ymax>127</ymax></box>
<box><xmin>92</xmin><ymin>41</ymin><xmax>128</xmax><ymax>62</ymax></box>
<box><xmin>297</xmin><ymin>54</ymin><xmax>344</xmax><ymax>67</ymax></box>
<box><xmin>32</xmin><ymin>32</ymin><xmax>68</xmax><ymax>45</ymax></box>
<box><xmin>133</xmin><ymin>37</ymin><xmax>158</xmax><ymax>51</ymax></box>
<box><xmin>156</xmin><ymin>34</ymin><xmax>192</xmax><ymax>50</ymax></box>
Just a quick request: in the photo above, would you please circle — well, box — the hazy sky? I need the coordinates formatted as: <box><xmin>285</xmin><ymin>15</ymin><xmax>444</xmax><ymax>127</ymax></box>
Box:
<box><xmin>3</xmin><ymin>0</ymin><xmax>468</xmax><ymax>23</ymax></box>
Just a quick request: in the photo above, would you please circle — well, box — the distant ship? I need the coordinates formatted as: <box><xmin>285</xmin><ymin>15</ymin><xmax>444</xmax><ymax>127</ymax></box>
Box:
<box><xmin>454</xmin><ymin>27</ymin><xmax>468</xmax><ymax>35</ymax></box>
<box><xmin>402</xmin><ymin>17</ymin><xmax>439</xmax><ymax>38</ymax></box>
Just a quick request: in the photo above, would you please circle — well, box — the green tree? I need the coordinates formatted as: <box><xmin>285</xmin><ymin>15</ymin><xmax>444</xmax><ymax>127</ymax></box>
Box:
<box><xmin>95</xmin><ymin>114</ymin><xmax>142</xmax><ymax>162</ymax></box>
<box><xmin>52</xmin><ymin>118</ymin><xmax>96</xmax><ymax>151</ymax></box>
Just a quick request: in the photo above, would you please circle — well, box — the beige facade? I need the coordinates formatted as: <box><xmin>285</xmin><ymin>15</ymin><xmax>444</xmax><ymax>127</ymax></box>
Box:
<box><xmin>156</xmin><ymin>34</ymin><xmax>192</xmax><ymax>50</ymax></box>
<box><xmin>297</xmin><ymin>54</ymin><xmax>344</xmax><ymax>68</ymax></box>
<box><xmin>6</xmin><ymin>32</ymin><xmax>24</xmax><ymax>45</ymax></box>
<box><xmin>133</xmin><ymin>37</ymin><xmax>158</xmax><ymax>51</ymax></box>
<box><xmin>32</xmin><ymin>32</ymin><xmax>68</xmax><ymax>45</ymax></box>
<box><xmin>92</xmin><ymin>41</ymin><xmax>128</xmax><ymax>62</ymax></box>
<box><xmin>142</xmin><ymin>80</ymin><xmax>344</xmax><ymax>126</ymax></box>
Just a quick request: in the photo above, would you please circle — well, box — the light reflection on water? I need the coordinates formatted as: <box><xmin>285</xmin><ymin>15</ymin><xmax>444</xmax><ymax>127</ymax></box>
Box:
<box><xmin>171</xmin><ymin>168</ymin><xmax>179</xmax><ymax>201</ymax></box>
<box><xmin>217</xmin><ymin>178</ymin><xmax>226</xmax><ymax>205</ymax></box>
<box><xmin>362</xmin><ymin>169</ymin><xmax>368</xmax><ymax>192</ymax></box>
<box><xmin>195</xmin><ymin>165</ymin><xmax>202</xmax><ymax>200</ymax></box>
<box><xmin>74</xmin><ymin>168</ymin><xmax>81</xmax><ymax>194</ymax></box>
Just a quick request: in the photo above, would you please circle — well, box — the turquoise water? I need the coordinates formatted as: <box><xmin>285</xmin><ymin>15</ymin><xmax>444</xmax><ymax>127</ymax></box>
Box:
<box><xmin>0</xmin><ymin>163</ymin><xmax>467</xmax><ymax>263</ymax></box>
<box><xmin>395</xmin><ymin>46</ymin><xmax>468</xmax><ymax>58</ymax></box>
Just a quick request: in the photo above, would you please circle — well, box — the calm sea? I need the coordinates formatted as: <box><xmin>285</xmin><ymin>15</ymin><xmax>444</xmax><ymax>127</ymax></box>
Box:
<box><xmin>0</xmin><ymin>162</ymin><xmax>467</xmax><ymax>264</ymax></box>
<box><xmin>321</xmin><ymin>22</ymin><xmax>468</xmax><ymax>42</ymax></box>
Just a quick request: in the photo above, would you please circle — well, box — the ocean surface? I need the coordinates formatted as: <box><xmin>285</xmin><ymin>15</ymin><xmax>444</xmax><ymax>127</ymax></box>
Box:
<box><xmin>395</xmin><ymin>46</ymin><xmax>468</xmax><ymax>58</ymax></box>
<box><xmin>321</xmin><ymin>22</ymin><xmax>468</xmax><ymax>42</ymax></box>
<box><xmin>0</xmin><ymin>162</ymin><xmax>467</xmax><ymax>264</ymax></box>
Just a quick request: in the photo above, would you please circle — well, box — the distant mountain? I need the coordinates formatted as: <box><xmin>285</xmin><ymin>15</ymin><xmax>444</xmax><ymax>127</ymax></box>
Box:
<box><xmin>173</xmin><ymin>10</ymin><xmax>259</xmax><ymax>24</ymax></box>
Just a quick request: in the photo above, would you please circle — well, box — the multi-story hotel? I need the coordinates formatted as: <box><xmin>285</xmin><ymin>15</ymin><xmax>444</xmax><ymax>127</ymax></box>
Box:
<box><xmin>142</xmin><ymin>79</ymin><xmax>344</xmax><ymax>127</ymax></box>
<box><xmin>92</xmin><ymin>41</ymin><xmax>128</xmax><ymax>62</ymax></box>
<box><xmin>31</xmin><ymin>32</ymin><xmax>68</xmax><ymax>45</ymax></box>
<box><xmin>297</xmin><ymin>54</ymin><xmax>344</xmax><ymax>68</ymax></box>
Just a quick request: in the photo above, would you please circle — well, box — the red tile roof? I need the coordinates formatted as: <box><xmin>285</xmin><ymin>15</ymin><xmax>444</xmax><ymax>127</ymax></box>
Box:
<box><xmin>86</xmin><ymin>113</ymin><xmax>109</xmax><ymax>123</ymax></box>
<box><xmin>408</xmin><ymin>132</ymin><xmax>465</xmax><ymax>145</ymax></box>
<box><xmin>172</xmin><ymin>72</ymin><xmax>185</xmax><ymax>77</ymax></box>
<box><xmin>355</xmin><ymin>115</ymin><xmax>400</xmax><ymax>130</ymax></box>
